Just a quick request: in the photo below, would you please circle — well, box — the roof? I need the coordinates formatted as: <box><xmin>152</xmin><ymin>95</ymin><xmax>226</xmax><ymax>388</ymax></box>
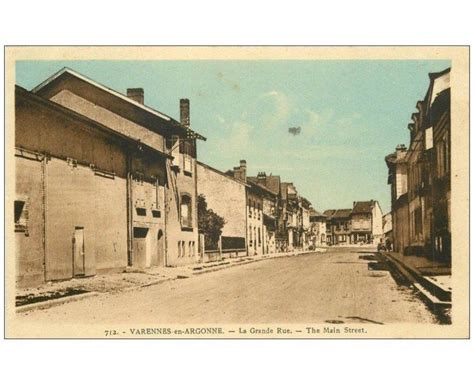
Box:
<box><xmin>247</xmin><ymin>177</ymin><xmax>279</xmax><ymax>197</ymax></box>
<box><xmin>323</xmin><ymin>209</ymin><xmax>337</xmax><ymax>217</ymax></box>
<box><xmin>332</xmin><ymin>209</ymin><xmax>352</xmax><ymax>219</ymax></box>
<box><xmin>15</xmin><ymin>85</ymin><xmax>171</xmax><ymax>160</ymax></box>
<box><xmin>352</xmin><ymin>201</ymin><xmax>375</xmax><ymax>214</ymax></box>
<box><xmin>309</xmin><ymin>209</ymin><xmax>326</xmax><ymax>221</ymax></box>
<box><xmin>310</xmin><ymin>209</ymin><xmax>325</xmax><ymax>217</ymax></box>
<box><xmin>197</xmin><ymin>161</ymin><xmax>250</xmax><ymax>188</ymax></box>
<box><xmin>265</xmin><ymin>175</ymin><xmax>282</xmax><ymax>194</ymax></box>
<box><xmin>248</xmin><ymin>180</ymin><xmax>278</xmax><ymax>198</ymax></box>
<box><xmin>31</xmin><ymin>67</ymin><xmax>206</xmax><ymax>141</ymax></box>
<box><xmin>247</xmin><ymin>174</ymin><xmax>281</xmax><ymax>195</ymax></box>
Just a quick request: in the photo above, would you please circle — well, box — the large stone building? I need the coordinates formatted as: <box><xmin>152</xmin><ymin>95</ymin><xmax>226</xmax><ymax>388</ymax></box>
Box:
<box><xmin>15</xmin><ymin>68</ymin><xmax>205</xmax><ymax>287</ymax></box>
<box><xmin>386</xmin><ymin>67</ymin><xmax>451</xmax><ymax>262</ymax></box>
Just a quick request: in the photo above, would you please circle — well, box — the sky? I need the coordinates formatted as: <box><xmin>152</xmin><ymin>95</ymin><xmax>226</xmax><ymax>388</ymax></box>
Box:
<box><xmin>16</xmin><ymin>59</ymin><xmax>451</xmax><ymax>214</ymax></box>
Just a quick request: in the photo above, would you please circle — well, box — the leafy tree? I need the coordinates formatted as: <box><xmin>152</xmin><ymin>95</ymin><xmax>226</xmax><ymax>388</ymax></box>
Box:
<box><xmin>197</xmin><ymin>194</ymin><xmax>226</xmax><ymax>250</ymax></box>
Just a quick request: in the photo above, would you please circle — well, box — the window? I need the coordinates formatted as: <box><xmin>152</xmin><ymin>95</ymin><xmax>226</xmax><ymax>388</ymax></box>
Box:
<box><xmin>258</xmin><ymin>227</ymin><xmax>261</xmax><ymax>246</ymax></box>
<box><xmin>14</xmin><ymin>200</ymin><xmax>28</xmax><ymax>234</ymax></box>
<box><xmin>182</xmin><ymin>140</ymin><xmax>194</xmax><ymax>174</ymax></box>
<box><xmin>180</xmin><ymin>194</ymin><xmax>193</xmax><ymax>229</ymax></box>
<box><xmin>249</xmin><ymin>226</ymin><xmax>253</xmax><ymax>247</ymax></box>
<box><xmin>167</xmin><ymin>135</ymin><xmax>181</xmax><ymax>167</ymax></box>
<box><xmin>414</xmin><ymin>208</ymin><xmax>423</xmax><ymax>241</ymax></box>
<box><xmin>178</xmin><ymin>240</ymin><xmax>186</xmax><ymax>257</ymax></box>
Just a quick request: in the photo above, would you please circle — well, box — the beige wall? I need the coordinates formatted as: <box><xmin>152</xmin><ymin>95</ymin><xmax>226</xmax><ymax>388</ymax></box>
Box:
<box><xmin>196</xmin><ymin>163</ymin><xmax>247</xmax><ymax>239</ymax></box>
<box><xmin>15</xmin><ymin>155</ymin><xmax>45</xmax><ymax>287</ymax></box>
<box><xmin>50</xmin><ymin>90</ymin><xmax>165</xmax><ymax>152</ymax></box>
<box><xmin>45</xmin><ymin>157</ymin><xmax>128</xmax><ymax>280</ymax></box>
<box><xmin>15</xmin><ymin>96</ymin><xmax>130</xmax><ymax>286</ymax></box>
<box><xmin>166</xmin><ymin>159</ymin><xmax>199</xmax><ymax>266</ymax></box>
<box><xmin>372</xmin><ymin>201</ymin><xmax>384</xmax><ymax>239</ymax></box>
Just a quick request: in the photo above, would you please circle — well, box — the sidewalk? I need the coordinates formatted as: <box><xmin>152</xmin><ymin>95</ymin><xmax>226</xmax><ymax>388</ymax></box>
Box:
<box><xmin>16</xmin><ymin>248</ymin><xmax>324</xmax><ymax>312</ymax></box>
<box><xmin>379</xmin><ymin>251</ymin><xmax>451</xmax><ymax>312</ymax></box>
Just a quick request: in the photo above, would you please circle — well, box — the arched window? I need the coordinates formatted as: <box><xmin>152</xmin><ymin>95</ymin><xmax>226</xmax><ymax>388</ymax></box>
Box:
<box><xmin>180</xmin><ymin>194</ymin><xmax>192</xmax><ymax>229</ymax></box>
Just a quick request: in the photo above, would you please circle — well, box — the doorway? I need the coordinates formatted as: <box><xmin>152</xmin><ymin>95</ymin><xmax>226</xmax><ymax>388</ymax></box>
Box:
<box><xmin>157</xmin><ymin>229</ymin><xmax>164</xmax><ymax>266</ymax></box>
<box><xmin>133</xmin><ymin>227</ymin><xmax>149</xmax><ymax>268</ymax></box>
<box><xmin>73</xmin><ymin>227</ymin><xmax>85</xmax><ymax>277</ymax></box>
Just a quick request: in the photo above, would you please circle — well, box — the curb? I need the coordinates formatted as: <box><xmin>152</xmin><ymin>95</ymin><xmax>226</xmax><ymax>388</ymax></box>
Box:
<box><xmin>16</xmin><ymin>291</ymin><xmax>100</xmax><ymax>314</ymax></box>
<box><xmin>378</xmin><ymin>252</ymin><xmax>451</xmax><ymax>308</ymax></box>
<box><xmin>191</xmin><ymin>250</ymin><xmax>316</xmax><ymax>275</ymax></box>
<box><xmin>192</xmin><ymin>256</ymin><xmax>268</xmax><ymax>275</ymax></box>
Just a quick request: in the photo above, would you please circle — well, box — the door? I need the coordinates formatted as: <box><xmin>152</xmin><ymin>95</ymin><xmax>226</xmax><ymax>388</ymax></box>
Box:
<box><xmin>73</xmin><ymin>227</ymin><xmax>85</xmax><ymax>276</ymax></box>
<box><xmin>133</xmin><ymin>227</ymin><xmax>148</xmax><ymax>268</ymax></box>
<box><xmin>157</xmin><ymin>229</ymin><xmax>164</xmax><ymax>266</ymax></box>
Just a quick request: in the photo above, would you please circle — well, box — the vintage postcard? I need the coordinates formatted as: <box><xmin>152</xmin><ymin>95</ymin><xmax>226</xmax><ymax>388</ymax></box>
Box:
<box><xmin>4</xmin><ymin>46</ymin><xmax>469</xmax><ymax>338</ymax></box>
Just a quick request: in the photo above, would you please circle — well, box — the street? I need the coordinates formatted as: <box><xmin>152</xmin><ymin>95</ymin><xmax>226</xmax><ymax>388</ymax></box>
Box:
<box><xmin>18</xmin><ymin>248</ymin><xmax>436</xmax><ymax>325</ymax></box>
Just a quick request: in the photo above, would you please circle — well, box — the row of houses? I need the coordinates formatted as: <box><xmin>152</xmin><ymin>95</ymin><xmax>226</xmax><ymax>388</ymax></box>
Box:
<box><xmin>320</xmin><ymin>201</ymin><xmax>384</xmax><ymax>246</ymax></box>
<box><xmin>197</xmin><ymin>162</ymin><xmax>319</xmax><ymax>261</ymax></box>
<box><xmin>14</xmin><ymin>67</ymin><xmax>325</xmax><ymax>288</ymax></box>
<box><xmin>385</xmin><ymin>67</ymin><xmax>451</xmax><ymax>262</ymax></box>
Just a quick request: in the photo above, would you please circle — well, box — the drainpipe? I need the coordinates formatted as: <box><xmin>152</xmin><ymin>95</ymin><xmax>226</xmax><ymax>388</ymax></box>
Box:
<box><xmin>41</xmin><ymin>153</ymin><xmax>48</xmax><ymax>282</ymax></box>
<box><xmin>164</xmin><ymin>167</ymin><xmax>169</xmax><ymax>267</ymax></box>
<box><xmin>126</xmin><ymin>151</ymin><xmax>133</xmax><ymax>267</ymax></box>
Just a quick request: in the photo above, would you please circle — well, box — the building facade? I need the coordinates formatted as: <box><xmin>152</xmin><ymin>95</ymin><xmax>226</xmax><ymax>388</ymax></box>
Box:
<box><xmin>386</xmin><ymin>68</ymin><xmax>451</xmax><ymax>262</ymax></box>
<box><xmin>15</xmin><ymin>68</ymin><xmax>206</xmax><ymax>287</ymax></box>
<box><xmin>196</xmin><ymin>161</ymin><xmax>248</xmax><ymax>259</ymax></box>
<box><xmin>350</xmin><ymin>200</ymin><xmax>384</xmax><ymax>244</ymax></box>
<box><xmin>324</xmin><ymin>209</ymin><xmax>352</xmax><ymax>245</ymax></box>
<box><xmin>309</xmin><ymin>209</ymin><xmax>327</xmax><ymax>248</ymax></box>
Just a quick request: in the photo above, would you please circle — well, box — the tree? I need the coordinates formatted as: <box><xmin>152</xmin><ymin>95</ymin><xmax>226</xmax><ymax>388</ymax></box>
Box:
<box><xmin>197</xmin><ymin>194</ymin><xmax>226</xmax><ymax>250</ymax></box>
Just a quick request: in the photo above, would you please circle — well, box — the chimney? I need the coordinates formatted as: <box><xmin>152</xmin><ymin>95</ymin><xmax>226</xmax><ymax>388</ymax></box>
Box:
<box><xmin>127</xmin><ymin>88</ymin><xmax>144</xmax><ymax>104</ymax></box>
<box><xmin>180</xmin><ymin>98</ymin><xmax>190</xmax><ymax>127</ymax></box>
<box><xmin>239</xmin><ymin>160</ymin><xmax>247</xmax><ymax>182</ymax></box>
<box><xmin>233</xmin><ymin>166</ymin><xmax>239</xmax><ymax>179</ymax></box>
<box><xmin>257</xmin><ymin>171</ymin><xmax>266</xmax><ymax>186</ymax></box>
<box><xmin>396</xmin><ymin>144</ymin><xmax>407</xmax><ymax>152</ymax></box>
<box><xmin>396</xmin><ymin>144</ymin><xmax>407</xmax><ymax>159</ymax></box>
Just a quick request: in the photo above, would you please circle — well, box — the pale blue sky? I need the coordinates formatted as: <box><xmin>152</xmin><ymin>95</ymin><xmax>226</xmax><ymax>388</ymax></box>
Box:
<box><xmin>16</xmin><ymin>59</ymin><xmax>451</xmax><ymax>213</ymax></box>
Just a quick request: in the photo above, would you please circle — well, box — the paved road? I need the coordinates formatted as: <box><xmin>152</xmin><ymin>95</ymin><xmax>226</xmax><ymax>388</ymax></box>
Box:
<box><xmin>18</xmin><ymin>248</ymin><xmax>436</xmax><ymax>325</ymax></box>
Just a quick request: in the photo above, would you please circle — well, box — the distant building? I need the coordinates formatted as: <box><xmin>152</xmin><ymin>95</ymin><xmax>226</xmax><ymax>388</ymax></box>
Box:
<box><xmin>248</xmin><ymin>172</ymin><xmax>279</xmax><ymax>254</ymax></box>
<box><xmin>324</xmin><ymin>209</ymin><xmax>352</xmax><ymax>245</ymax></box>
<box><xmin>309</xmin><ymin>209</ymin><xmax>327</xmax><ymax>247</ymax></box>
<box><xmin>323</xmin><ymin>200</ymin><xmax>383</xmax><ymax>246</ymax></box>
<box><xmin>248</xmin><ymin>173</ymin><xmax>287</xmax><ymax>252</ymax></box>
<box><xmin>350</xmin><ymin>200</ymin><xmax>384</xmax><ymax>244</ymax></box>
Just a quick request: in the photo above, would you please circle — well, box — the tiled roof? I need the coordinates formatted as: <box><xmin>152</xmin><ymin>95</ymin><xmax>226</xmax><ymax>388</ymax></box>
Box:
<box><xmin>323</xmin><ymin>209</ymin><xmax>337</xmax><ymax>217</ymax></box>
<box><xmin>332</xmin><ymin>209</ymin><xmax>352</xmax><ymax>219</ymax></box>
<box><xmin>352</xmin><ymin>201</ymin><xmax>374</xmax><ymax>214</ymax></box>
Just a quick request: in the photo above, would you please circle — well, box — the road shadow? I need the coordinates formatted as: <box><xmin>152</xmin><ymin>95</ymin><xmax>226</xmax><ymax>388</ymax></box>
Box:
<box><xmin>359</xmin><ymin>254</ymin><xmax>378</xmax><ymax>261</ymax></box>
